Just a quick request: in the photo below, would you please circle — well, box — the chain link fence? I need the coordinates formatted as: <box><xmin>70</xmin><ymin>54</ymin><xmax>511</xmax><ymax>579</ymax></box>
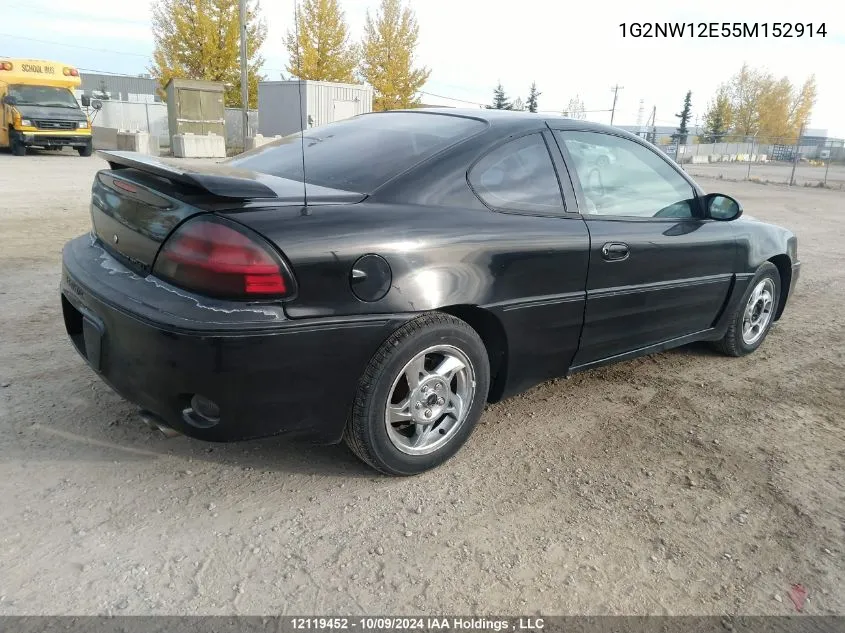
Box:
<box><xmin>653</xmin><ymin>135</ymin><xmax>845</xmax><ymax>190</ymax></box>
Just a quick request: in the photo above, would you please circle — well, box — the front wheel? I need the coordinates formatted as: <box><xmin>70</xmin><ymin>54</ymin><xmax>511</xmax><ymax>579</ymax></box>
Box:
<box><xmin>713</xmin><ymin>262</ymin><xmax>781</xmax><ymax>357</ymax></box>
<box><xmin>11</xmin><ymin>138</ymin><xmax>26</xmax><ymax>156</ymax></box>
<box><xmin>77</xmin><ymin>142</ymin><xmax>93</xmax><ymax>157</ymax></box>
<box><xmin>344</xmin><ymin>313</ymin><xmax>490</xmax><ymax>476</ymax></box>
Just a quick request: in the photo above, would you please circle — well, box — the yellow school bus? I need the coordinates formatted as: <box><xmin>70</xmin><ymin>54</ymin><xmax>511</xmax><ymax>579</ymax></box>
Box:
<box><xmin>0</xmin><ymin>59</ymin><xmax>96</xmax><ymax>156</ymax></box>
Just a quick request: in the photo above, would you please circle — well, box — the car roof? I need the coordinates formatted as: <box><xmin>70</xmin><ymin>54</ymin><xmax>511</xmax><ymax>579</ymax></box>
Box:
<box><xmin>380</xmin><ymin>107</ymin><xmax>625</xmax><ymax>135</ymax></box>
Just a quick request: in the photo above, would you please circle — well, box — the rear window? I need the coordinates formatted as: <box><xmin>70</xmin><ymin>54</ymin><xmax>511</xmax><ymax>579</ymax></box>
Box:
<box><xmin>227</xmin><ymin>112</ymin><xmax>485</xmax><ymax>192</ymax></box>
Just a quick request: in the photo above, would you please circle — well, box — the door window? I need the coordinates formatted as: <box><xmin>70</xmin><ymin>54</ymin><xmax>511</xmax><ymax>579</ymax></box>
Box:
<box><xmin>555</xmin><ymin>131</ymin><xmax>696</xmax><ymax>218</ymax></box>
<box><xmin>469</xmin><ymin>133</ymin><xmax>564</xmax><ymax>213</ymax></box>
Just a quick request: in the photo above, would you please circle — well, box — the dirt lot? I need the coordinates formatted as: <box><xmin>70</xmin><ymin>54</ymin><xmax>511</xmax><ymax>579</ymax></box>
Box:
<box><xmin>684</xmin><ymin>161</ymin><xmax>845</xmax><ymax>189</ymax></box>
<box><xmin>0</xmin><ymin>151</ymin><xmax>843</xmax><ymax>616</ymax></box>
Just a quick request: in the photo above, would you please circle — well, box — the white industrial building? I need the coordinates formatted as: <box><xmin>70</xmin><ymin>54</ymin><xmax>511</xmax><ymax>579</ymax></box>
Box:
<box><xmin>258</xmin><ymin>80</ymin><xmax>374</xmax><ymax>137</ymax></box>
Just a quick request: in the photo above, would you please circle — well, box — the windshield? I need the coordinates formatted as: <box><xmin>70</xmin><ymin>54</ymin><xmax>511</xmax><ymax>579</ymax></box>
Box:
<box><xmin>228</xmin><ymin>112</ymin><xmax>486</xmax><ymax>192</ymax></box>
<box><xmin>9</xmin><ymin>84</ymin><xmax>79</xmax><ymax>108</ymax></box>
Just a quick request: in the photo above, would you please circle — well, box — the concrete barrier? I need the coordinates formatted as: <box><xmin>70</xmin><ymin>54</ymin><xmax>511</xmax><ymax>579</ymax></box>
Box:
<box><xmin>244</xmin><ymin>134</ymin><xmax>282</xmax><ymax>151</ymax></box>
<box><xmin>172</xmin><ymin>132</ymin><xmax>226</xmax><ymax>158</ymax></box>
<box><xmin>116</xmin><ymin>130</ymin><xmax>159</xmax><ymax>156</ymax></box>
<box><xmin>691</xmin><ymin>155</ymin><xmax>709</xmax><ymax>164</ymax></box>
<box><xmin>92</xmin><ymin>127</ymin><xmax>118</xmax><ymax>150</ymax></box>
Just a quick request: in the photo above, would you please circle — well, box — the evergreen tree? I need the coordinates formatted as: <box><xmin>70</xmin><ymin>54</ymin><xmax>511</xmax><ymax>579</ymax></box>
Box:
<box><xmin>359</xmin><ymin>0</ymin><xmax>430</xmax><ymax>111</ymax></box>
<box><xmin>488</xmin><ymin>82</ymin><xmax>512</xmax><ymax>110</ymax></box>
<box><xmin>526</xmin><ymin>82</ymin><xmax>540</xmax><ymax>113</ymax></box>
<box><xmin>284</xmin><ymin>0</ymin><xmax>359</xmax><ymax>82</ymax></box>
<box><xmin>673</xmin><ymin>90</ymin><xmax>692</xmax><ymax>144</ymax></box>
<box><xmin>702</xmin><ymin>88</ymin><xmax>732</xmax><ymax>143</ymax></box>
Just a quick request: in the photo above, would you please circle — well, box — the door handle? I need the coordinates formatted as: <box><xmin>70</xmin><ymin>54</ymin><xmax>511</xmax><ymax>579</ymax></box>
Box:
<box><xmin>601</xmin><ymin>242</ymin><xmax>629</xmax><ymax>261</ymax></box>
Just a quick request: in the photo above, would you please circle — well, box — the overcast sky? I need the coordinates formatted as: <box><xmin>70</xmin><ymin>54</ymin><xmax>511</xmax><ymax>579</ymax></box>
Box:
<box><xmin>3</xmin><ymin>0</ymin><xmax>843</xmax><ymax>136</ymax></box>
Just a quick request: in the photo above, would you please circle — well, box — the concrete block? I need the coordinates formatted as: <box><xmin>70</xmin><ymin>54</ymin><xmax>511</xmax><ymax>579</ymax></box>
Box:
<box><xmin>244</xmin><ymin>134</ymin><xmax>282</xmax><ymax>151</ymax></box>
<box><xmin>172</xmin><ymin>132</ymin><xmax>226</xmax><ymax>158</ymax></box>
<box><xmin>691</xmin><ymin>155</ymin><xmax>709</xmax><ymax>164</ymax></box>
<box><xmin>92</xmin><ymin>127</ymin><xmax>118</xmax><ymax>150</ymax></box>
<box><xmin>117</xmin><ymin>130</ymin><xmax>155</xmax><ymax>155</ymax></box>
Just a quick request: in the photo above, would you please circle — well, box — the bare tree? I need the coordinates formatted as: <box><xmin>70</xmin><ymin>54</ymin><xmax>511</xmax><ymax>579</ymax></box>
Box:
<box><xmin>562</xmin><ymin>95</ymin><xmax>586</xmax><ymax>120</ymax></box>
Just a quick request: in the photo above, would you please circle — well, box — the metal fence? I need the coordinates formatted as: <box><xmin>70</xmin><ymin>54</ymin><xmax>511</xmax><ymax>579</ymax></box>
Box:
<box><xmin>87</xmin><ymin>100</ymin><xmax>258</xmax><ymax>153</ymax></box>
<box><xmin>651</xmin><ymin>135</ymin><xmax>845</xmax><ymax>189</ymax></box>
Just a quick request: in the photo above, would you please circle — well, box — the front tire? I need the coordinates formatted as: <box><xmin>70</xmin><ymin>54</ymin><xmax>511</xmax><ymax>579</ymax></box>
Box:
<box><xmin>344</xmin><ymin>313</ymin><xmax>490</xmax><ymax>476</ymax></box>
<box><xmin>713</xmin><ymin>262</ymin><xmax>780</xmax><ymax>357</ymax></box>
<box><xmin>77</xmin><ymin>142</ymin><xmax>93</xmax><ymax>157</ymax></box>
<box><xmin>11</xmin><ymin>138</ymin><xmax>26</xmax><ymax>156</ymax></box>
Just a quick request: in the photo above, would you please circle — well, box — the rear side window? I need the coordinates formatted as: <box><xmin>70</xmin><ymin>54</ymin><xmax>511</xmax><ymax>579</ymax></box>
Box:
<box><xmin>227</xmin><ymin>112</ymin><xmax>485</xmax><ymax>193</ymax></box>
<box><xmin>469</xmin><ymin>133</ymin><xmax>564</xmax><ymax>213</ymax></box>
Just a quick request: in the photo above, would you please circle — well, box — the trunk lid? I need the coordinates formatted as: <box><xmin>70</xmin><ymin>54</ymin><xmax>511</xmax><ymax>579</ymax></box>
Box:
<box><xmin>90</xmin><ymin>151</ymin><xmax>365</xmax><ymax>275</ymax></box>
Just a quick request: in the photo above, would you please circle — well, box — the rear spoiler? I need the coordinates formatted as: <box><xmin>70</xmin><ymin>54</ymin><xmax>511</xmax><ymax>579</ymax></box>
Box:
<box><xmin>97</xmin><ymin>150</ymin><xmax>365</xmax><ymax>204</ymax></box>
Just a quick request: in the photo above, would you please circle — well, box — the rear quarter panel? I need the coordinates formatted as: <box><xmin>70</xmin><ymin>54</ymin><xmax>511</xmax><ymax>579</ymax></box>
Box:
<box><xmin>225</xmin><ymin>122</ymin><xmax>592</xmax><ymax>398</ymax></box>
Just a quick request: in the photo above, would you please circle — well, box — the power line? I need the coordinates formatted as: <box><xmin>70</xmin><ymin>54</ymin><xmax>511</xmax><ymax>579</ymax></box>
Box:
<box><xmin>4</xmin><ymin>1</ymin><xmax>148</xmax><ymax>25</ymax></box>
<box><xmin>0</xmin><ymin>33</ymin><xmax>149</xmax><ymax>58</ymax></box>
<box><xmin>419</xmin><ymin>91</ymin><xmax>485</xmax><ymax>106</ymax></box>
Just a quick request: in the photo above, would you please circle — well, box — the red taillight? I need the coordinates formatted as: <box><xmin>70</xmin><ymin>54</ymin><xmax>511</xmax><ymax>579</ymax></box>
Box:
<box><xmin>152</xmin><ymin>218</ymin><xmax>294</xmax><ymax>300</ymax></box>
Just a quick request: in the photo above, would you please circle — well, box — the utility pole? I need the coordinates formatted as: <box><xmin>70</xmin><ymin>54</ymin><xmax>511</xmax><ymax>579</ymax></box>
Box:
<box><xmin>239</xmin><ymin>0</ymin><xmax>249</xmax><ymax>149</ymax></box>
<box><xmin>789</xmin><ymin>121</ymin><xmax>805</xmax><ymax>186</ymax></box>
<box><xmin>648</xmin><ymin>106</ymin><xmax>656</xmax><ymax>143</ymax></box>
<box><xmin>746</xmin><ymin>132</ymin><xmax>757</xmax><ymax>181</ymax></box>
<box><xmin>610</xmin><ymin>84</ymin><xmax>624</xmax><ymax>126</ymax></box>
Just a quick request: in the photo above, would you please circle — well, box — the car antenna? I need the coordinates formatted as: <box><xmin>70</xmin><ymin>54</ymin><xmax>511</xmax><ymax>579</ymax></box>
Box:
<box><xmin>294</xmin><ymin>0</ymin><xmax>309</xmax><ymax>215</ymax></box>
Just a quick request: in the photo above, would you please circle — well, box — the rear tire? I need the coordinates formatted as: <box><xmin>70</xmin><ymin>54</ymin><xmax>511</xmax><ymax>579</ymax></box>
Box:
<box><xmin>713</xmin><ymin>262</ymin><xmax>780</xmax><ymax>357</ymax></box>
<box><xmin>344</xmin><ymin>313</ymin><xmax>490</xmax><ymax>476</ymax></box>
<box><xmin>77</xmin><ymin>143</ymin><xmax>93</xmax><ymax>157</ymax></box>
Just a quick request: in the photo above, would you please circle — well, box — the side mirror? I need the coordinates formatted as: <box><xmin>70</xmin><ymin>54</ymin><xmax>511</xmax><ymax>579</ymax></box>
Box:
<box><xmin>92</xmin><ymin>99</ymin><xmax>103</xmax><ymax>111</ymax></box>
<box><xmin>705</xmin><ymin>193</ymin><xmax>743</xmax><ymax>221</ymax></box>
<box><xmin>2</xmin><ymin>94</ymin><xmax>17</xmax><ymax>106</ymax></box>
<box><xmin>81</xmin><ymin>95</ymin><xmax>91</xmax><ymax>107</ymax></box>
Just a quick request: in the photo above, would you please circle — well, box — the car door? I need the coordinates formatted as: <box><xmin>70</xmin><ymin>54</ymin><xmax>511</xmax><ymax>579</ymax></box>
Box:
<box><xmin>467</xmin><ymin>130</ymin><xmax>591</xmax><ymax>395</ymax></box>
<box><xmin>549</xmin><ymin>128</ymin><xmax>738</xmax><ymax>368</ymax></box>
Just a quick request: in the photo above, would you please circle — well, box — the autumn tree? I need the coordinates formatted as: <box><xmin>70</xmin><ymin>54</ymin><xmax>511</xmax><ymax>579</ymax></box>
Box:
<box><xmin>727</xmin><ymin>63</ymin><xmax>769</xmax><ymax>137</ymax></box>
<box><xmin>360</xmin><ymin>0</ymin><xmax>430</xmax><ymax>111</ymax></box>
<box><xmin>756</xmin><ymin>76</ymin><xmax>793</xmax><ymax>139</ymax></box>
<box><xmin>701</xmin><ymin>88</ymin><xmax>732</xmax><ymax>143</ymax></box>
<box><xmin>150</xmin><ymin>0</ymin><xmax>267</xmax><ymax>108</ymax></box>
<box><xmin>562</xmin><ymin>95</ymin><xmax>586</xmax><ymax>120</ymax></box>
<box><xmin>526</xmin><ymin>82</ymin><xmax>540</xmax><ymax>113</ymax></box>
<box><xmin>487</xmin><ymin>82</ymin><xmax>512</xmax><ymax>110</ymax></box>
<box><xmin>787</xmin><ymin>75</ymin><xmax>817</xmax><ymax>139</ymax></box>
<box><xmin>284</xmin><ymin>0</ymin><xmax>358</xmax><ymax>82</ymax></box>
<box><xmin>673</xmin><ymin>90</ymin><xmax>692</xmax><ymax>144</ymax></box>
<box><xmin>715</xmin><ymin>64</ymin><xmax>817</xmax><ymax>141</ymax></box>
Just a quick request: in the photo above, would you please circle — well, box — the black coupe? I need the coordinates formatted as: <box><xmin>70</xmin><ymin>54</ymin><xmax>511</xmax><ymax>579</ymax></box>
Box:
<box><xmin>61</xmin><ymin>109</ymin><xmax>800</xmax><ymax>475</ymax></box>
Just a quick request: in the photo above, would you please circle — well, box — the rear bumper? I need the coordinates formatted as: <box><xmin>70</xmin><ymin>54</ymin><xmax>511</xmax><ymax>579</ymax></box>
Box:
<box><xmin>61</xmin><ymin>234</ymin><xmax>409</xmax><ymax>444</ymax></box>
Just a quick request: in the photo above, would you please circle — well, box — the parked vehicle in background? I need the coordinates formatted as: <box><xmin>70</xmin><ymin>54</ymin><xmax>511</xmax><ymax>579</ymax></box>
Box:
<box><xmin>0</xmin><ymin>58</ymin><xmax>99</xmax><ymax>156</ymax></box>
<box><xmin>567</xmin><ymin>138</ymin><xmax>617</xmax><ymax>166</ymax></box>
<box><xmin>60</xmin><ymin>109</ymin><xmax>801</xmax><ymax>475</ymax></box>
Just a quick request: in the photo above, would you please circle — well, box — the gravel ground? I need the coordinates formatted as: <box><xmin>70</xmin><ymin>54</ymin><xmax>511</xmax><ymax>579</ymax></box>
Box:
<box><xmin>0</xmin><ymin>150</ymin><xmax>843</xmax><ymax>616</ymax></box>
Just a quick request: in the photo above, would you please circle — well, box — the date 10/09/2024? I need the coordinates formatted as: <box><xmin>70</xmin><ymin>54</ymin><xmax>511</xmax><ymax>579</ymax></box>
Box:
<box><xmin>619</xmin><ymin>22</ymin><xmax>827</xmax><ymax>38</ymax></box>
